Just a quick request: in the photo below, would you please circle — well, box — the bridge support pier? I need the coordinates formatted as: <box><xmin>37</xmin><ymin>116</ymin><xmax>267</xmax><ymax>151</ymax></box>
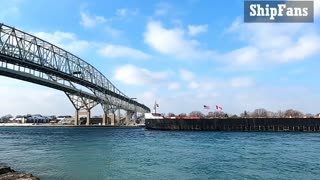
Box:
<box><xmin>75</xmin><ymin>110</ymin><xmax>79</xmax><ymax>125</ymax></box>
<box><xmin>66</xmin><ymin>92</ymin><xmax>97</xmax><ymax>126</ymax></box>
<box><xmin>117</xmin><ymin>109</ymin><xmax>121</xmax><ymax>126</ymax></box>
<box><xmin>126</xmin><ymin>111</ymin><xmax>135</xmax><ymax>126</ymax></box>
<box><xmin>74</xmin><ymin>110</ymin><xmax>91</xmax><ymax>125</ymax></box>
<box><xmin>102</xmin><ymin>113</ymin><xmax>115</xmax><ymax>126</ymax></box>
<box><xmin>110</xmin><ymin>113</ymin><xmax>115</xmax><ymax>126</ymax></box>
<box><xmin>102</xmin><ymin>113</ymin><xmax>107</xmax><ymax>126</ymax></box>
<box><xmin>85</xmin><ymin>111</ymin><xmax>91</xmax><ymax>126</ymax></box>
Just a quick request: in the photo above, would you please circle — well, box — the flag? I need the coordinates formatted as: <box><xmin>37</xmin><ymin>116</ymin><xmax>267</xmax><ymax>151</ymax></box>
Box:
<box><xmin>203</xmin><ymin>105</ymin><xmax>210</xmax><ymax>110</ymax></box>
<box><xmin>154</xmin><ymin>101</ymin><xmax>159</xmax><ymax>109</ymax></box>
<box><xmin>216</xmin><ymin>105</ymin><xmax>223</xmax><ymax>110</ymax></box>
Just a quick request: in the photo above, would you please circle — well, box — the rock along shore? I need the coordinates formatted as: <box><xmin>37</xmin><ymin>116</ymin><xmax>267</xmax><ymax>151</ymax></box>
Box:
<box><xmin>0</xmin><ymin>166</ymin><xmax>39</xmax><ymax>180</ymax></box>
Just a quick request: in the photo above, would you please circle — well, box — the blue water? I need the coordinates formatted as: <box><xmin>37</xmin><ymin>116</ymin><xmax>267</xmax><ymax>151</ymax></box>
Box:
<box><xmin>0</xmin><ymin>127</ymin><xmax>320</xmax><ymax>179</ymax></box>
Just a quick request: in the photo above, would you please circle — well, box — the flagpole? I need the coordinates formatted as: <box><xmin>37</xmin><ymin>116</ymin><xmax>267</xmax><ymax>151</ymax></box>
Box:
<box><xmin>154</xmin><ymin>101</ymin><xmax>159</xmax><ymax>114</ymax></box>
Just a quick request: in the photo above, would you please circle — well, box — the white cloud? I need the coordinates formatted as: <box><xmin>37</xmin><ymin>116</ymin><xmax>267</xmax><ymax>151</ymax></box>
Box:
<box><xmin>98</xmin><ymin>44</ymin><xmax>150</xmax><ymax>60</ymax></box>
<box><xmin>188</xmin><ymin>24</ymin><xmax>208</xmax><ymax>36</ymax></box>
<box><xmin>189</xmin><ymin>81</ymin><xmax>199</xmax><ymax>89</ymax></box>
<box><xmin>105</xmin><ymin>26</ymin><xmax>122</xmax><ymax>38</ymax></box>
<box><xmin>113</xmin><ymin>64</ymin><xmax>169</xmax><ymax>85</ymax></box>
<box><xmin>102</xmin><ymin>8</ymin><xmax>139</xmax><ymax>23</ymax></box>
<box><xmin>0</xmin><ymin>77</ymin><xmax>105</xmax><ymax>116</ymax></box>
<box><xmin>271</xmin><ymin>34</ymin><xmax>320</xmax><ymax>62</ymax></box>
<box><xmin>137</xmin><ymin>89</ymin><xmax>164</xmax><ymax>113</ymax></box>
<box><xmin>116</xmin><ymin>8</ymin><xmax>138</xmax><ymax>17</ymax></box>
<box><xmin>154</xmin><ymin>2</ymin><xmax>171</xmax><ymax>16</ymax></box>
<box><xmin>34</xmin><ymin>31</ymin><xmax>90</xmax><ymax>54</ymax></box>
<box><xmin>0</xmin><ymin>78</ymin><xmax>74</xmax><ymax>116</ymax></box>
<box><xmin>180</xmin><ymin>69</ymin><xmax>195</xmax><ymax>81</ymax></box>
<box><xmin>116</xmin><ymin>8</ymin><xmax>129</xmax><ymax>16</ymax></box>
<box><xmin>230</xmin><ymin>77</ymin><xmax>254</xmax><ymax>88</ymax></box>
<box><xmin>223</xmin><ymin>18</ymin><xmax>320</xmax><ymax>65</ymax></box>
<box><xmin>224</xmin><ymin>46</ymin><xmax>259</xmax><ymax>66</ymax></box>
<box><xmin>34</xmin><ymin>31</ymin><xmax>75</xmax><ymax>44</ymax></box>
<box><xmin>80</xmin><ymin>11</ymin><xmax>106</xmax><ymax>28</ymax></box>
<box><xmin>225</xmin><ymin>17</ymin><xmax>241</xmax><ymax>33</ymax></box>
<box><xmin>168</xmin><ymin>82</ymin><xmax>180</xmax><ymax>90</ymax></box>
<box><xmin>144</xmin><ymin>21</ymin><xmax>216</xmax><ymax>59</ymax></box>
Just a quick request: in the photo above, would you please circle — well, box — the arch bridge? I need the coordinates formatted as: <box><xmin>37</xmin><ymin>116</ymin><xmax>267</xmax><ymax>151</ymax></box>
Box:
<box><xmin>0</xmin><ymin>23</ymin><xmax>150</xmax><ymax>126</ymax></box>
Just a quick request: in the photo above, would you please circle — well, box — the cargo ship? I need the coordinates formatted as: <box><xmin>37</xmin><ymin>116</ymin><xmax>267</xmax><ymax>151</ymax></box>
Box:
<box><xmin>145</xmin><ymin>113</ymin><xmax>320</xmax><ymax>132</ymax></box>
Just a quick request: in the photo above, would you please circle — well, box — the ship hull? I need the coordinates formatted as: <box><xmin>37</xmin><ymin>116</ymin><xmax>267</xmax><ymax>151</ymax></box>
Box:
<box><xmin>145</xmin><ymin>118</ymin><xmax>320</xmax><ymax>132</ymax></box>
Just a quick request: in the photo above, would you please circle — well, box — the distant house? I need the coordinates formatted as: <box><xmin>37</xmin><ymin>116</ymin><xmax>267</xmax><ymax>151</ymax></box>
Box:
<box><xmin>10</xmin><ymin>115</ymin><xmax>28</xmax><ymax>123</ymax></box>
<box><xmin>315</xmin><ymin>114</ymin><xmax>320</xmax><ymax>118</ymax></box>
<box><xmin>57</xmin><ymin>115</ymin><xmax>72</xmax><ymax>121</ymax></box>
<box><xmin>15</xmin><ymin>115</ymin><xmax>27</xmax><ymax>123</ymax></box>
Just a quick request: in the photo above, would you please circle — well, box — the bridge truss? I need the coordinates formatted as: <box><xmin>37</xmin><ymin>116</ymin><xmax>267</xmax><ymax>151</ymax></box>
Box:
<box><xmin>0</xmin><ymin>23</ymin><xmax>150</xmax><ymax>125</ymax></box>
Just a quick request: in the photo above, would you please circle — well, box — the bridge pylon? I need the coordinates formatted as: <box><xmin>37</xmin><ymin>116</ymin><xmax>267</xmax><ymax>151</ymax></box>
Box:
<box><xmin>65</xmin><ymin>92</ymin><xmax>98</xmax><ymax>125</ymax></box>
<box><xmin>125</xmin><ymin>111</ymin><xmax>135</xmax><ymax>126</ymax></box>
<box><xmin>101</xmin><ymin>103</ymin><xmax>112</xmax><ymax>126</ymax></box>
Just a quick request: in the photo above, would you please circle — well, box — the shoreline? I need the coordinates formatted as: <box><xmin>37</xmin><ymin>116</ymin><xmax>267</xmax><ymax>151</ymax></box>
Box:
<box><xmin>0</xmin><ymin>123</ymin><xmax>145</xmax><ymax>128</ymax></box>
<box><xmin>0</xmin><ymin>165</ymin><xmax>39</xmax><ymax>180</ymax></box>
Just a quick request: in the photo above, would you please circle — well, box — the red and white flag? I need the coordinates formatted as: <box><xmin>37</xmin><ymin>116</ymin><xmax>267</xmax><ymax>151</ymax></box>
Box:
<box><xmin>216</xmin><ymin>105</ymin><xmax>222</xmax><ymax>110</ymax></box>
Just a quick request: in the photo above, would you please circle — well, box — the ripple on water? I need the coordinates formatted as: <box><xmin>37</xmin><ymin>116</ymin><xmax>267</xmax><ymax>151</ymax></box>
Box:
<box><xmin>0</xmin><ymin>127</ymin><xmax>320</xmax><ymax>180</ymax></box>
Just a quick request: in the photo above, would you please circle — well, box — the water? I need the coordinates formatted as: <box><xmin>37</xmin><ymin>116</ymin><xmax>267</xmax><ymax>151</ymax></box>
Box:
<box><xmin>0</xmin><ymin>127</ymin><xmax>320</xmax><ymax>179</ymax></box>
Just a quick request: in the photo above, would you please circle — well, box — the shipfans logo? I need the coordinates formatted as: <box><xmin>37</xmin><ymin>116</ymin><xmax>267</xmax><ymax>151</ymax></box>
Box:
<box><xmin>244</xmin><ymin>1</ymin><xmax>314</xmax><ymax>23</ymax></box>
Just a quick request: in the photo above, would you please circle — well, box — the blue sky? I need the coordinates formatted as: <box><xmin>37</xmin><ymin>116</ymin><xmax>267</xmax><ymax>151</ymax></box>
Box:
<box><xmin>1</xmin><ymin>0</ymin><xmax>320</xmax><ymax>116</ymax></box>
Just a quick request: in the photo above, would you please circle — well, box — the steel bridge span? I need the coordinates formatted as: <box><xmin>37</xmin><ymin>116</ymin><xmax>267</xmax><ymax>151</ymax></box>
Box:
<box><xmin>0</xmin><ymin>23</ymin><xmax>150</xmax><ymax>126</ymax></box>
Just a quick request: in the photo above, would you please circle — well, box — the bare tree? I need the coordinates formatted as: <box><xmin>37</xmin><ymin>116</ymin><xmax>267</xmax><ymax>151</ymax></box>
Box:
<box><xmin>284</xmin><ymin>109</ymin><xmax>304</xmax><ymax>118</ymax></box>
<box><xmin>267</xmin><ymin>111</ymin><xmax>277</xmax><ymax>118</ymax></box>
<box><xmin>178</xmin><ymin>113</ymin><xmax>187</xmax><ymax>117</ymax></box>
<box><xmin>207</xmin><ymin>112</ymin><xmax>215</xmax><ymax>118</ymax></box>
<box><xmin>230</xmin><ymin>114</ymin><xmax>238</xmax><ymax>118</ymax></box>
<box><xmin>167</xmin><ymin>112</ymin><xmax>176</xmax><ymax>117</ymax></box>
<box><xmin>252</xmin><ymin>108</ymin><xmax>268</xmax><ymax>118</ymax></box>
<box><xmin>212</xmin><ymin>111</ymin><xmax>226</xmax><ymax>118</ymax></box>
<box><xmin>0</xmin><ymin>114</ymin><xmax>13</xmax><ymax>123</ymax></box>
<box><xmin>240</xmin><ymin>110</ymin><xmax>249</xmax><ymax>118</ymax></box>
<box><xmin>305</xmin><ymin>113</ymin><xmax>314</xmax><ymax>118</ymax></box>
<box><xmin>189</xmin><ymin>111</ymin><xmax>204</xmax><ymax>117</ymax></box>
<box><xmin>274</xmin><ymin>110</ymin><xmax>285</xmax><ymax>118</ymax></box>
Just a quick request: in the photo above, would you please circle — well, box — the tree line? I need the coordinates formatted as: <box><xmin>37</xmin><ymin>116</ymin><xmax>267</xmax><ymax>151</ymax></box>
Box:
<box><xmin>166</xmin><ymin>108</ymin><xmax>317</xmax><ymax>118</ymax></box>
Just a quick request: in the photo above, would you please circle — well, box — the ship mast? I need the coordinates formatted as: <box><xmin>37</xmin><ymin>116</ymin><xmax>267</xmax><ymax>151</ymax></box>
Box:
<box><xmin>154</xmin><ymin>101</ymin><xmax>159</xmax><ymax>113</ymax></box>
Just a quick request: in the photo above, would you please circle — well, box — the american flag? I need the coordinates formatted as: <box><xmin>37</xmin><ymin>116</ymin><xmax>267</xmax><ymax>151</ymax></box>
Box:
<box><xmin>203</xmin><ymin>105</ymin><xmax>210</xmax><ymax>109</ymax></box>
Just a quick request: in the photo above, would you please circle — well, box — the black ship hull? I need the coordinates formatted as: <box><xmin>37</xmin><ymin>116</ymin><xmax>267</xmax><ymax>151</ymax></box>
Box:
<box><xmin>145</xmin><ymin>118</ymin><xmax>320</xmax><ymax>132</ymax></box>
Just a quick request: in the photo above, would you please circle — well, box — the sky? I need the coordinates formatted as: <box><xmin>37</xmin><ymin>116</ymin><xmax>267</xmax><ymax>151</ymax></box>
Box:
<box><xmin>1</xmin><ymin>0</ymin><xmax>320</xmax><ymax>116</ymax></box>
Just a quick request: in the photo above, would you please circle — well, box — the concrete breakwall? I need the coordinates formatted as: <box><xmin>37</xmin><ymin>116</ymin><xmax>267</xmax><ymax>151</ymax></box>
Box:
<box><xmin>145</xmin><ymin>118</ymin><xmax>320</xmax><ymax>132</ymax></box>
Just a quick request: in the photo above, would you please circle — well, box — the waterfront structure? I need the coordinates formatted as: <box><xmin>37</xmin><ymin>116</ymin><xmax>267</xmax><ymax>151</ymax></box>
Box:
<box><xmin>145</xmin><ymin>113</ymin><xmax>320</xmax><ymax>132</ymax></box>
<box><xmin>0</xmin><ymin>24</ymin><xmax>150</xmax><ymax>126</ymax></box>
